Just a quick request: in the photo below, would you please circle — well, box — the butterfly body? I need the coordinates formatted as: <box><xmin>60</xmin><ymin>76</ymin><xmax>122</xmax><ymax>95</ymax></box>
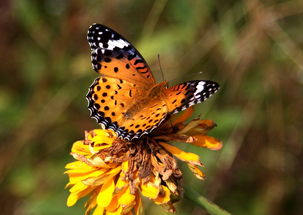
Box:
<box><xmin>86</xmin><ymin>24</ymin><xmax>219</xmax><ymax>140</ymax></box>
<box><xmin>124</xmin><ymin>81</ymin><xmax>167</xmax><ymax>119</ymax></box>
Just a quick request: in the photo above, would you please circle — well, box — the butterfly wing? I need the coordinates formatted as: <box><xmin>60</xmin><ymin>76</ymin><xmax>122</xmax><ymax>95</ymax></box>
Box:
<box><xmin>87</xmin><ymin>77</ymin><xmax>168</xmax><ymax>140</ymax></box>
<box><xmin>86</xmin><ymin>23</ymin><xmax>159</xmax><ymax>140</ymax></box>
<box><xmin>163</xmin><ymin>80</ymin><xmax>219</xmax><ymax>114</ymax></box>
<box><xmin>87</xmin><ymin>23</ymin><xmax>155</xmax><ymax>86</ymax></box>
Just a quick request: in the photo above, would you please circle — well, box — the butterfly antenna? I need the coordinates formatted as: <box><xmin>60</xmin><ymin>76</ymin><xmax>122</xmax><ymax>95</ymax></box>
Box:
<box><xmin>157</xmin><ymin>54</ymin><xmax>165</xmax><ymax>83</ymax></box>
<box><xmin>157</xmin><ymin>54</ymin><xmax>173</xmax><ymax>130</ymax></box>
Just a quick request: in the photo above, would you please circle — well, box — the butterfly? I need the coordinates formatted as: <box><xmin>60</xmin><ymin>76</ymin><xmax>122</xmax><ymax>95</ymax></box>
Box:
<box><xmin>86</xmin><ymin>24</ymin><xmax>219</xmax><ymax>141</ymax></box>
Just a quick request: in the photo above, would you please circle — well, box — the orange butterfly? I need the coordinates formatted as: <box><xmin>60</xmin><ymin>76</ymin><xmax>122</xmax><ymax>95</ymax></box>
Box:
<box><xmin>86</xmin><ymin>24</ymin><xmax>219</xmax><ymax>140</ymax></box>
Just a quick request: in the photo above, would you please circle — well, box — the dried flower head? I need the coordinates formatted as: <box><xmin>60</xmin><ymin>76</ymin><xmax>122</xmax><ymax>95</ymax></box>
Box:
<box><xmin>65</xmin><ymin>108</ymin><xmax>222</xmax><ymax>214</ymax></box>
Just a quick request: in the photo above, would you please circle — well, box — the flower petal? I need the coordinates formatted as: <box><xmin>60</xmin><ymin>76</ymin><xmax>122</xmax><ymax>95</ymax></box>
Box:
<box><xmin>172</xmin><ymin>107</ymin><xmax>193</xmax><ymax>125</ymax></box>
<box><xmin>116</xmin><ymin>172</ymin><xmax>127</xmax><ymax>190</ymax></box>
<box><xmin>121</xmin><ymin>161</ymin><xmax>129</xmax><ymax>173</ymax></box>
<box><xmin>165</xmin><ymin>179</ymin><xmax>178</xmax><ymax>194</ymax></box>
<box><xmin>81</xmin><ymin>169</ymin><xmax>110</xmax><ymax>186</ymax></box>
<box><xmin>65</xmin><ymin>161</ymin><xmax>90</xmax><ymax>170</ymax></box>
<box><xmin>69</xmin><ymin>181</ymin><xmax>88</xmax><ymax>193</ymax></box>
<box><xmin>159</xmin><ymin>142</ymin><xmax>202</xmax><ymax>166</ymax></box>
<box><xmin>85</xmin><ymin>192</ymin><xmax>98</xmax><ymax>215</ymax></box>
<box><xmin>106</xmin><ymin>195</ymin><xmax>119</xmax><ymax>212</ymax></box>
<box><xmin>106</xmin><ymin>206</ymin><xmax>122</xmax><ymax>215</ymax></box>
<box><xmin>67</xmin><ymin>193</ymin><xmax>79</xmax><ymax>207</ymax></box>
<box><xmin>91</xmin><ymin>129</ymin><xmax>115</xmax><ymax>145</ymax></box>
<box><xmin>140</xmin><ymin>176</ymin><xmax>161</xmax><ymax>199</ymax></box>
<box><xmin>71</xmin><ymin>141</ymin><xmax>90</xmax><ymax>155</ymax></box>
<box><xmin>97</xmin><ymin>177</ymin><xmax>116</xmax><ymax>207</ymax></box>
<box><xmin>118</xmin><ymin>187</ymin><xmax>136</xmax><ymax>206</ymax></box>
<box><xmin>190</xmin><ymin>135</ymin><xmax>223</xmax><ymax>150</ymax></box>
<box><xmin>92</xmin><ymin>205</ymin><xmax>104</xmax><ymax>215</ymax></box>
<box><xmin>88</xmin><ymin>156</ymin><xmax>112</xmax><ymax>168</ymax></box>
<box><xmin>65</xmin><ymin>161</ymin><xmax>96</xmax><ymax>177</ymax></box>
<box><xmin>179</xmin><ymin>119</ymin><xmax>217</xmax><ymax>135</ymax></box>
<box><xmin>69</xmin><ymin>169</ymin><xmax>106</xmax><ymax>185</ymax></box>
<box><xmin>88</xmin><ymin>166</ymin><xmax>121</xmax><ymax>186</ymax></box>
<box><xmin>67</xmin><ymin>186</ymin><xmax>94</xmax><ymax>207</ymax></box>
<box><xmin>188</xmin><ymin>164</ymin><xmax>205</xmax><ymax>180</ymax></box>
<box><xmin>154</xmin><ymin>186</ymin><xmax>171</xmax><ymax>204</ymax></box>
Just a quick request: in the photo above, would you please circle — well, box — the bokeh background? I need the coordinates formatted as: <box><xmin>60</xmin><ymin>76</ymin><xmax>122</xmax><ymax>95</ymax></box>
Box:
<box><xmin>1</xmin><ymin>0</ymin><xmax>303</xmax><ymax>214</ymax></box>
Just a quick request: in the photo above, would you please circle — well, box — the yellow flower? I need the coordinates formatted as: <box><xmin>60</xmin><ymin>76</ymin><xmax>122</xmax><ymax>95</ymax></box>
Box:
<box><xmin>65</xmin><ymin>108</ymin><xmax>222</xmax><ymax>214</ymax></box>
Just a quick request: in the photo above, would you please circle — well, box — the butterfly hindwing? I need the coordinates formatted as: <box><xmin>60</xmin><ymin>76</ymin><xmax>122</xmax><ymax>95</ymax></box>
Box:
<box><xmin>164</xmin><ymin>80</ymin><xmax>219</xmax><ymax>114</ymax></box>
<box><xmin>87</xmin><ymin>23</ymin><xmax>155</xmax><ymax>85</ymax></box>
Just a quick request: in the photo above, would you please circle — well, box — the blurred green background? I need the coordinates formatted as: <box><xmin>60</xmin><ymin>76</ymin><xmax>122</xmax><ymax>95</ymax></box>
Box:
<box><xmin>1</xmin><ymin>0</ymin><xmax>303</xmax><ymax>214</ymax></box>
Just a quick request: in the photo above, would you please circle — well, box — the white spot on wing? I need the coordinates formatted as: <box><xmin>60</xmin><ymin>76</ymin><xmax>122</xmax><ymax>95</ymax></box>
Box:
<box><xmin>107</xmin><ymin>39</ymin><xmax>129</xmax><ymax>50</ymax></box>
<box><xmin>194</xmin><ymin>81</ymin><xmax>205</xmax><ymax>96</ymax></box>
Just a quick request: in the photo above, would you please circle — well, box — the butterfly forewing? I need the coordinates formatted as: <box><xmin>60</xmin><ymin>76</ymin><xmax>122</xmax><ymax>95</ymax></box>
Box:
<box><xmin>87</xmin><ymin>24</ymin><xmax>155</xmax><ymax>86</ymax></box>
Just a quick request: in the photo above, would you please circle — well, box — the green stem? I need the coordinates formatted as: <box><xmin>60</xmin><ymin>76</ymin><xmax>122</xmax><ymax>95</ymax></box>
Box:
<box><xmin>185</xmin><ymin>187</ymin><xmax>231</xmax><ymax>215</ymax></box>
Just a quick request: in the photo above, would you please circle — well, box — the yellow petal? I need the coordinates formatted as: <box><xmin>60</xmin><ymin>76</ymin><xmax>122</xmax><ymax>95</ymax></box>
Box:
<box><xmin>97</xmin><ymin>177</ymin><xmax>116</xmax><ymax>207</ymax></box>
<box><xmin>188</xmin><ymin>164</ymin><xmax>205</xmax><ymax>180</ymax></box>
<box><xmin>88</xmin><ymin>156</ymin><xmax>111</xmax><ymax>168</ymax></box>
<box><xmin>91</xmin><ymin>129</ymin><xmax>115</xmax><ymax>145</ymax></box>
<box><xmin>89</xmin><ymin>141</ymin><xmax>112</xmax><ymax>154</ymax></box>
<box><xmin>69</xmin><ymin>169</ymin><xmax>105</xmax><ymax>185</ymax></box>
<box><xmin>141</xmin><ymin>183</ymin><xmax>159</xmax><ymax>199</ymax></box>
<box><xmin>140</xmin><ymin>177</ymin><xmax>161</xmax><ymax>199</ymax></box>
<box><xmin>121</xmin><ymin>161</ymin><xmax>129</xmax><ymax>172</ymax></box>
<box><xmin>65</xmin><ymin>164</ymin><xmax>97</xmax><ymax>177</ymax></box>
<box><xmin>106</xmin><ymin>186</ymin><xmax>128</xmax><ymax>212</ymax></box>
<box><xmin>158</xmin><ymin>142</ymin><xmax>202</xmax><ymax>166</ymax></box>
<box><xmin>67</xmin><ymin>193</ymin><xmax>79</xmax><ymax>207</ymax></box>
<box><xmin>71</xmin><ymin>141</ymin><xmax>91</xmax><ymax>155</ymax></box>
<box><xmin>69</xmin><ymin>181</ymin><xmax>88</xmax><ymax>193</ymax></box>
<box><xmin>67</xmin><ymin>186</ymin><xmax>94</xmax><ymax>207</ymax></box>
<box><xmin>154</xmin><ymin>186</ymin><xmax>171</xmax><ymax>204</ymax></box>
<box><xmin>106</xmin><ymin>206</ymin><xmax>122</xmax><ymax>215</ymax></box>
<box><xmin>92</xmin><ymin>205</ymin><xmax>104</xmax><ymax>215</ymax></box>
<box><xmin>118</xmin><ymin>187</ymin><xmax>135</xmax><ymax>206</ymax></box>
<box><xmin>81</xmin><ymin>169</ymin><xmax>109</xmax><ymax>186</ymax></box>
<box><xmin>191</xmin><ymin>135</ymin><xmax>223</xmax><ymax>150</ymax></box>
<box><xmin>116</xmin><ymin>172</ymin><xmax>127</xmax><ymax>190</ymax></box>
<box><xmin>90</xmin><ymin>166</ymin><xmax>121</xmax><ymax>186</ymax></box>
<box><xmin>65</xmin><ymin>161</ymin><xmax>90</xmax><ymax>170</ymax></box>
<box><xmin>65</xmin><ymin>168</ymin><xmax>97</xmax><ymax>178</ymax></box>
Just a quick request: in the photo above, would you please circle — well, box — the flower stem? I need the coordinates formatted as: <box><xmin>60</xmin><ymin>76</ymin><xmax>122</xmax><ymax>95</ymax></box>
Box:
<box><xmin>185</xmin><ymin>187</ymin><xmax>232</xmax><ymax>215</ymax></box>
